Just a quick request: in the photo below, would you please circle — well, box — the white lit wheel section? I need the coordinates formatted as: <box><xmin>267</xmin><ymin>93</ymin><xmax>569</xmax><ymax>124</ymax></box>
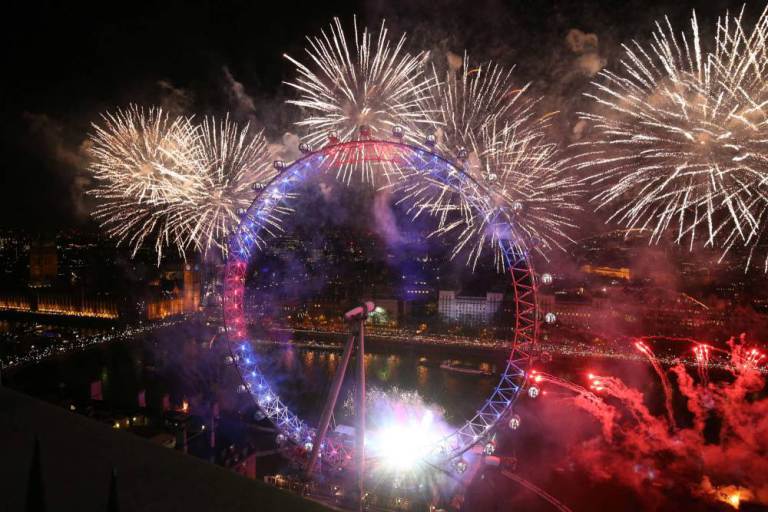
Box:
<box><xmin>222</xmin><ymin>139</ymin><xmax>539</xmax><ymax>471</ymax></box>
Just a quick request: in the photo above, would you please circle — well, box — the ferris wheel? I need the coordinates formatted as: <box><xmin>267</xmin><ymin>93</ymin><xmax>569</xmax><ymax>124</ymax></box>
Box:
<box><xmin>222</xmin><ymin>136</ymin><xmax>540</xmax><ymax>479</ymax></box>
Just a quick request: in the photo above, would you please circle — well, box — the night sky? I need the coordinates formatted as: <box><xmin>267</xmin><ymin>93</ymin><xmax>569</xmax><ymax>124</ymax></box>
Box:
<box><xmin>0</xmin><ymin>0</ymin><xmax>753</xmax><ymax>231</ymax></box>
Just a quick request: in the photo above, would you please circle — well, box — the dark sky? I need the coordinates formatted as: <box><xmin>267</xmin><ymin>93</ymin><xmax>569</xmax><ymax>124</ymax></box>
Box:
<box><xmin>0</xmin><ymin>0</ymin><xmax>753</xmax><ymax>232</ymax></box>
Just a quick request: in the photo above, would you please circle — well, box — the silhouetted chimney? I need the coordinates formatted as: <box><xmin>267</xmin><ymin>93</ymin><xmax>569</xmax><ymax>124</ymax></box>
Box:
<box><xmin>25</xmin><ymin>436</ymin><xmax>46</xmax><ymax>512</ymax></box>
<box><xmin>107</xmin><ymin>467</ymin><xmax>119</xmax><ymax>512</ymax></box>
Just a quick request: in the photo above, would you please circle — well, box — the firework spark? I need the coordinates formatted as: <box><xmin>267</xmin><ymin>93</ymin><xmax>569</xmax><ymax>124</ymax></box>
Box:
<box><xmin>90</xmin><ymin>38</ymin><xmax>580</xmax><ymax>269</ymax></box>
<box><xmin>284</xmin><ymin>17</ymin><xmax>434</xmax><ymax>151</ymax></box>
<box><xmin>577</xmin><ymin>6</ymin><xmax>768</xmax><ymax>253</ymax></box>
<box><xmin>634</xmin><ymin>340</ymin><xmax>676</xmax><ymax>429</ymax></box>
<box><xmin>454</xmin><ymin>120</ymin><xmax>581</xmax><ymax>267</ymax></box>
<box><xmin>411</xmin><ymin>56</ymin><xmax>580</xmax><ymax>268</ymax></box>
<box><xmin>88</xmin><ymin>107</ymin><xmax>277</xmax><ymax>262</ymax></box>
<box><xmin>728</xmin><ymin>334</ymin><xmax>767</xmax><ymax>372</ymax></box>
<box><xmin>422</xmin><ymin>56</ymin><xmax>532</xmax><ymax>160</ymax></box>
<box><xmin>188</xmin><ymin>116</ymin><xmax>274</xmax><ymax>256</ymax></box>
<box><xmin>87</xmin><ymin>105</ymin><xmax>201</xmax><ymax>262</ymax></box>
<box><xmin>722</xmin><ymin>202</ymin><xmax>768</xmax><ymax>271</ymax></box>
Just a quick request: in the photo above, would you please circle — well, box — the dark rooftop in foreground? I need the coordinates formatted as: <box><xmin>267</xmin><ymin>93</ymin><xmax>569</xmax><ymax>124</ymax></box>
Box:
<box><xmin>0</xmin><ymin>385</ymin><xmax>332</xmax><ymax>512</ymax></box>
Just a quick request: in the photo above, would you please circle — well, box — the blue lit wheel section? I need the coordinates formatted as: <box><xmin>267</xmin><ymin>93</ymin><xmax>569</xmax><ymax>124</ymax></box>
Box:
<box><xmin>222</xmin><ymin>139</ymin><xmax>539</xmax><ymax>472</ymax></box>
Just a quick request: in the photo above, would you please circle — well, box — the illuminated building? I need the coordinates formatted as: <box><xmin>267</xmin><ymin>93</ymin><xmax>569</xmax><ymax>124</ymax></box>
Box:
<box><xmin>0</xmin><ymin>294</ymin><xmax>31</xmax><ymax>311</ymax></box>
<box><xmin>0</xmin><ymin>291</ymin><xmax>118</xmax><ymax>319</ymax></box>
<box><xmin>146</xmin><ymin>264</ymin><xmax>201</xmax><ymax>320</ymax></box>
<box><xmin>35</xmin><ymin>293</ymin><xmax>119</xmax><ymax>319</ymax></box>
<box><xmin>438</xmin><ymin>290</ymin><xmax>503</xmax><ymax>326</ymax></box>
<box><xmin>29</xmin><ymin>240</ymin><xmax>58</xmax><ymax>287</ymax></box>
<box><xmin>146</xmin><ymin>296</ymin><xmax>184</xmax><ymax>320</ymax></box>
<box><xmin>183</xmin><ymin>264</ymin><xmax>201</xmax><ymax>312</ymax></box>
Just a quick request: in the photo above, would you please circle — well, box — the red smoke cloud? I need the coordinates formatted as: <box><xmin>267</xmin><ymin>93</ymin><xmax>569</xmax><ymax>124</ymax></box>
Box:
<box><xmin>546</xmin><ymin>335</ymin><xmax>768</xmax><ymax>509</ymax></box>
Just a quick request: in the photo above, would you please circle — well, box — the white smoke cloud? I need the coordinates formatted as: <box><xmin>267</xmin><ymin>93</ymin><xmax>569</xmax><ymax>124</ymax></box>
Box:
<box><xmin>268</xmin><ymin>132</ymin><xmax>302</xmax><ymax>162</ymax></box>
<box><xmin>565</xmin><ymin>28</ymin><xmax>606</xmax><ymax>78</ymax></box>
<box><xmin>221</xmin><ymin>66</ymin><xmax>303</xmax><ymax>162</ymax></box>
<box><xmin>576</xmin><ymin>53</ymin><xmax>606</xmax><ymax>77</ymax></box>
<box><xmin>446</xmin><ymin>50</ymin><xmax>463</xmax><ymax>71</ymax></box>
<box><xmin>222</xmin><ymin>65</ymin><xmax>257</xmax><ymax>120</ymax></box>
<box><xmin>157</xmin><ymin>80</ymin><xmax>192</xmax><ymax>116</ymax></box>
<box><xmin>565</xmin><ymin>29</ymin><xmax>598</xmax><ymax>54</ymax></box>
<box><xmin>372</xmin><ymin>191</ymin><xmax>403</xmax><ymax>247</ymax></box>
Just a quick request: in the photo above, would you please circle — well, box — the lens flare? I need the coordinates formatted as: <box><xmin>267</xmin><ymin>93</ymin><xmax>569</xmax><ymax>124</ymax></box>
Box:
<box><xmin>369</xmin><ymin>409</ymin><xmax>442</xmax><ymax>473</ymax></box>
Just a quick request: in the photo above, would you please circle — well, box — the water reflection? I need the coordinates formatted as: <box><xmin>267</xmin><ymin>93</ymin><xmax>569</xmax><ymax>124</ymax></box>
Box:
<box><xmin>257</xmin><ymin>346</ymin><xmax>499</xmax><ymax>426</ymax></box>
<box><xmin>416</xmin><ymin>365</ymin><xmax>428</xmax><ymax>387</ymax></box>
<box><xmin>6</xmin><ymin>323</ymin><xmax>510</xmax><ymax>434</ymax></box>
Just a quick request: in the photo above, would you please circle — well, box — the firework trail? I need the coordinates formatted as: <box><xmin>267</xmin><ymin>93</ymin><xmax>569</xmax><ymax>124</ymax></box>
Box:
<box><xmin>189</xmin><ymin>116</ymin><xmax>274</xmax><ymax>256</ymax></box>
<box><xmin>635</xmin><ymin>335</ymin><xmax>765</xmax><ymax>379</ymax></box>
<box><xmin>533</xmin><ymin>370</ymin><xmax>617</xmax><ymax>440</ymax></box>
<box><xmin>577</xmin><ymin>6</ymin><xmax>768</xmax><ymax>255</ymax></box>
<box><xmin>532</xmin><ymin>370</ymin><xmax>594</xmax><ymax>398</ymax></box>
<box><xmin>543</xmin><ymin>335</ymin><xmax>768</xmax><ymax>509</ymax></box>
<box><xmin>284</xmin><ymin>17</ymin><xmax>434</xmax><ymax>153</ymax></box>
<box><xmin>88</xmin><ymin>108</ymin><xmax>278</xmax><ymax>262</ymax></box>
<box><xmin>89</xmin><ymin>26</ymin><xmax>581</xmax><ymax>270</ymax></box>
<box><xmin>728</xmin><ymin>333</ymin><xmax>767</xmax><ymax>373</ymax></box>
<box><xmin>633</xmin><ymin>339</ymin><xmax>676</xmax><ymax>429</ymax></box>
<box><xmin>452</xmin><ymin>120</ymin><xmax>581</xmax><ymax>267</ymax></box>
<box><xmin>87</xmin><ymin>105</ymin><xmax>201</xmax><ymax>263</ymax></box>
<box><xmin>282</xmin><ymin>17</ymin><xmax>581</xmax><ymax>267</ymax></box>
<box><xmin>722</xmin><ymin>204</ymin><xmax>768</xmax><ymax>272</ymax></box>
<box><xmin>501</xmin><ymin>470</ymin><xmax>573</xmax><ymax>512</ymax></box>
<box><xmin>693</xmin><ymin>343</ymin><xmax>711</xmax><ymax>386</ymax></box>
<box><xmin>588</xmin><ymin>373</ymin><xmax>669</xmax><ymax>434</ymax></box>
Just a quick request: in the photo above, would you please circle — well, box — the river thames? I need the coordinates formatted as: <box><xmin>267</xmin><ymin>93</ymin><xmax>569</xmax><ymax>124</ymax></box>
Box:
<box><xmin>3</xmin><ymin>318</ymin><xmax>691</xmax><ymax>511</ymax></box>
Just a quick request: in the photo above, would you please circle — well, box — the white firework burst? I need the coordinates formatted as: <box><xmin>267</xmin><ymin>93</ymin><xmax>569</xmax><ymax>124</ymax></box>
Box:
<box><xmin>443</xmin><ymin>120</ymin><xmax>581</xmax><ymax>269</ymax></box>
<box><xmin>87</xmin><ymin>105</ymin><xmax>202</xmax><ymax>262</ymax></box>
<box><xmin>577</xmin><ymin>6</ymin><xmax>768</xmax><ymax>253</ymax></box>
<box><xmin>284</xmin><ymin>17</ymin><xmax>435</xmax><ymax>154</ymax></box>
<box><xmin>422</xmin><ymin>56</ymin><xmax>533</xmax><ymax>160</ymax></box>
<box><xmin>412</xmin><ymin>57</ymin><xmax>580</xmax><ymax>268</ymax></box>
<box><xmin>188</xmin><ymin>116</ymin><xmax>274</xmax><ymax>256</ymax></box>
